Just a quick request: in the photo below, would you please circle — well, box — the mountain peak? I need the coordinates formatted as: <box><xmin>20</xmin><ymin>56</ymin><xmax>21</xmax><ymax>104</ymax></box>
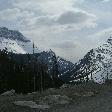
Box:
<box><xmin>62</xmin><ymin>36</ymin><xmax>112</xmax><ymax>84</ymax></box>
<box><xmin>0</xmin><ymin>27</ymin><xmax>30</xmax><ymax>42</ymax></box>
<box><xmin>0</xmin><ymin>27</ymin><xmax>41</xmax><ymax>54</ymax></box>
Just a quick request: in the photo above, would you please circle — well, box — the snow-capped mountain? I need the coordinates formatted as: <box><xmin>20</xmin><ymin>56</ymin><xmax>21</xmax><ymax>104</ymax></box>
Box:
<box><xmin>0</xmin><ymin>27</ymin><xmax>75</xmax><ymax>79</ymax></box>
<box><xmin>32</xmin><ymin>50</ymin><xmax>75</xmax><ymax>78</ymax></box>
<box><xmin>2</xmin><ymin>26</ymin><xmax>112</xmax><ymax>84</ymax></box>
<box><xmin>2</xmin><ymin>27</ymin><xmax>112</xmax><ymax>84</ymax></box>
<box><xmin>66</xmin><ymin>37</ymin><xmax>112</xmax><ymax>83</ymax></box>
<box><xmin>0</xmin><ymin>27</ymin><xmax>39</xmax><ymax>54</ymax></box>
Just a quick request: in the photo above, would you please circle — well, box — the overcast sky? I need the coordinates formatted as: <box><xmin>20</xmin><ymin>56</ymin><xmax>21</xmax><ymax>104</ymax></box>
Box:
<box><xmin>0</xmin><ymin>0</ymin><xmax>112</xmax><ymax>63</ymax></box>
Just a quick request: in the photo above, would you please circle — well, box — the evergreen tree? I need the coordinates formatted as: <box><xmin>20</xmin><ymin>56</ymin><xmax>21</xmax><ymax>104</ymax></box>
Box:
<box><xmin>50</xmin><ymin>50</ymin><xmax>63</xmax><ymax>88</ymax></box>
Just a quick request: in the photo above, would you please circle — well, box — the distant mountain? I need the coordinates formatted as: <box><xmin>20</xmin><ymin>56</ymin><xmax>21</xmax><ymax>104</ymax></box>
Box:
<box><xmin>0</xmin><ymin>27</ymin><xmax>30</xmax><ymax>42</ymax></box>
<box><xmin>64</xmin><ymin>37</ymin><xmax>112</xmax><ymax>83</ymax></box>
<box><xmin>0</xmin><ymin>27</ymin><xmax>40</xmax><ymax>54</ymax></box>
<box><xmin>0</xmin><ymin>27</ymin><xmax>75</xmax><ymax>81</ymax></box>
<box><xmin>29</xmin><ymin>50</ymin><xmax>76</xmax><ymax>79</ymax></box>
<box><xmin>2</xmin><ymin>27</ymin><xmax>112</xmax><ymax>84</ymax></box>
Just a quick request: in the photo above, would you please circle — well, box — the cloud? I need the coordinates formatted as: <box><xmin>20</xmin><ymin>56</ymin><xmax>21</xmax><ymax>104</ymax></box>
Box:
<box><xmin>57</xmin><ymin>11</ymin><xmax>88</xmax><ymax>25</ymax></box>
<box><xmin>13</xmin><ymin>0</ymin><xmax>75</xmax><ymax>15</ymax></box>
<box><xmin>56</xmin><ymin>10</ymin><xmax>97</xmax><ymax>28</ymax></box>
<box><xmin>0</xmin><ymin>0</ymin><xmax>97</xmax><ymax>63</ymax></box>
<box><xmin>101</xmin><ymin>0</ymin><xmax>110</xmax><ymax>2</ymax></box>
<box><xmin>90</xmin><ymin>27</ymin><xmax>112</xmax><ymax>44</ymax></box>
<box><xmin>51</xmin><ymin>40</ymin><xmax>81</xmax><ymax>62</ymax></box>
<box><xmin>1</xmin><ymin>0</ymin><xmax>109</xmax><ymax>63</ymax></box>
<box><xmin>0</xmin><ymin>8</ymin><xmax>20</xmax><ymax>20</ymax></box>
<box><xmin>0</xmin><ymin>0</ymin><xmax>97</xmax><ymax>31</ymax></box>
<box><xmin>0</xmin><ymin>8</ymin><xmax>36</xmax><ymax>29</ymax></box>
<box><xmin>53</xmin><ymin>41</ymin><xmax>78</xmax><ymax>49</ymax></box>
<box><xmin>51</xmin><ymin>40</ymin><xmax>90</xmax><ymax>62</ymax></box>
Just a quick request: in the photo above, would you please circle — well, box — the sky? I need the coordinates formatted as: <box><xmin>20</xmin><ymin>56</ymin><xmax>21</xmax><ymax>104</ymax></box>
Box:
<box><xmin>0</xmin><ymin>0</ymin><xmax>112</xmax><ymax>63</ymax></box>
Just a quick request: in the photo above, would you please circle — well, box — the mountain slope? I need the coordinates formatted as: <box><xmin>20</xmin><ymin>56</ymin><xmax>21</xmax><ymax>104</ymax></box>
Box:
<box><xmin>1</xmin><ymin>27</ymin><xmax>112</xmax><ymax>84</ymax></box>
<box><xmin>0</xmin><ymin>27</ymin><xmax>75</xmax><ymax>80</ymax></box>
<box><xmin>67</xmin><ymin>37</ymin><xmax>112</xmax><ymax>83</ymax></box>
<box><xmin>0</xmin><ymin>27</ymin><xmax>39</xmax><ymax>54</ymax></box>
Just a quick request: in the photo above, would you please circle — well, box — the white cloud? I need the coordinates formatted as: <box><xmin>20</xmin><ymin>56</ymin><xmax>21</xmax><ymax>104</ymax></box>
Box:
<box><xmin>56</xmin><ymin>10</ymin><xmax>97</xmax><ymax>28</ymax></box>
<box><xmin>0</xmin><ymin>8</ymin><xmax>20</xmax><ymax>20</ymax></box>
<box><xmin>0</xmin><ymin>0</ymin><xmax>97</xmax><ymax>31</ymax></box>
<box><xmin>13</xmin><ymin>0</ymin><xmax>74</xmax><ymax>15</ymax></box>
<box><xmin>89</xmin><ymin>27</ymin><xmax>112</xmax><ymax>45</ymax></box>
<box><xmin>102</xmin><ymin>0</ymin><xmax>110</xmax><ymax>2</ymax></box>
<box><xmin>0</xmin><ymin>8</ymin><xmax>36</xmax><ymax>29</ymax></box>
<box><xmin>2</xmin><ymin>0</ymin><xmax>111</xmax><ymax>62</ymax></box>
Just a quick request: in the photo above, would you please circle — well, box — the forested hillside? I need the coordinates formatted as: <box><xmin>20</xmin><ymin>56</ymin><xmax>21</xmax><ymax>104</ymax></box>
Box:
<box><xmin>0</xmin><ymin>49</ymin><xmax>63</xmax><ymax>94</ymax></box>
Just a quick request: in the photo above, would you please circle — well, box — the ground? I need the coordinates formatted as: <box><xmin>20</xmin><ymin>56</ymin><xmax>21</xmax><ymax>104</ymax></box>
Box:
<box><xmin>0</xmin><ymin>81</ymin><xmax>112</xmax><ymax>112</ymax></box>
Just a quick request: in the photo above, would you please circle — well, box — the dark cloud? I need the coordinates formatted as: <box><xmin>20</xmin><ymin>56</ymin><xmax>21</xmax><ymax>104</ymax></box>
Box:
<box><xmin>53</xmin><ymin>41</ymin><xmax>78</xmax><ymax>49</ymax></box>
<box><xmin>56</xmin><ymin>11</ymin><xmax>90</xmax><ymax>25</ymax></box>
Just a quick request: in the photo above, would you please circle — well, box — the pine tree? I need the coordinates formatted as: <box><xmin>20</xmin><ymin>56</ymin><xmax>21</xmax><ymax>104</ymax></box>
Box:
<box><xmin>50</xmin><ymin>50</ymin><xmax>62</xmax><ymax>88</ymax></box>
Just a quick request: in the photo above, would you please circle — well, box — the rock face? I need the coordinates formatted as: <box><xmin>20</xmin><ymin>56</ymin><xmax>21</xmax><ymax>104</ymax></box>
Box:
<box><xmin>0</xmin><ymin>27</ymin><xmax>30</xmax><ymax>42</ymax></box>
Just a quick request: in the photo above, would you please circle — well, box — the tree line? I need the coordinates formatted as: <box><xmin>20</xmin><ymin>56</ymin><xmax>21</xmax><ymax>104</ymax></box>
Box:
<box><xmin>0</xmin><ymin>49</ymin><xmax>63</xmax><ymax>94</ymax></box>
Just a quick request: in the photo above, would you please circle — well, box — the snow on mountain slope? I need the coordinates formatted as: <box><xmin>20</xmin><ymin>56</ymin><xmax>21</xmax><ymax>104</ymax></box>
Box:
<box><xmin>2</xmin><ymin>27</ymin><xmax>112</xmax><ymax>84</ymax></box>
<box><xmin>0</xmin><ymin>27</ymin><xmax>76</xmax><ymax>79</ymax></box>
<box><xmin>35</xmin><ymin>50</ymin><xmax>75</xmax><ymax>78</ymax></box>
<box><xmin>69</xmin><ymin>36</ymin><xmax>112</xmax><ymax>83</ymax></box>
<box><xmin>0</xmin><ymin>27</ymin><xmax>40</xmax><ymax>54</ymax></box>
